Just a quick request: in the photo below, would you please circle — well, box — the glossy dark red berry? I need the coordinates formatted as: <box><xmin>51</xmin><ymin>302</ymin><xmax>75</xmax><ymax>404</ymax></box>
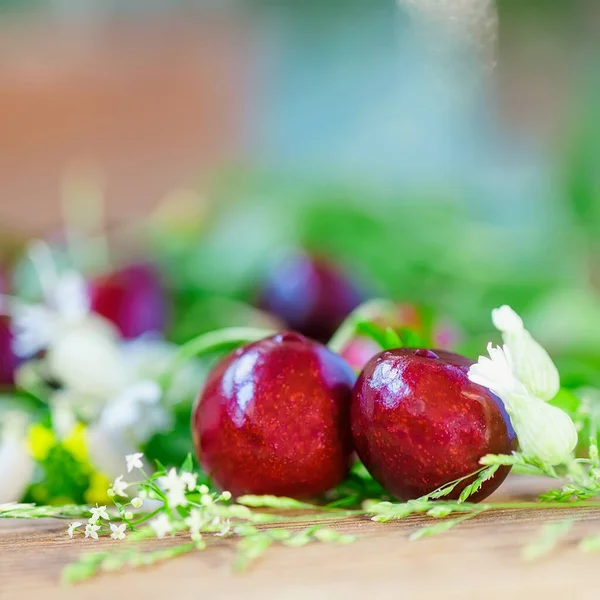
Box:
<box><xmin>0</xmin><ymin>316</ymin><xmax>17</xmax><ymax>386</ymax></box>
<box><xmin>351</xmin><ymin>348</ymin><xmax>516</xmax><ymax>502</ymax></box>
<box><xmin>258</xmin><ymin>254</ymin><xmax>365</xmax><ymax>342</ymax></box>
<box><xmin>90</xmin><ymin>263</ymin><xmax>167</xmax><ymax>339</ymax></box>
<box><xmin>192</xmin><ymin>332</ymin><xmax>355</xmax><ymax>498</ymax></box>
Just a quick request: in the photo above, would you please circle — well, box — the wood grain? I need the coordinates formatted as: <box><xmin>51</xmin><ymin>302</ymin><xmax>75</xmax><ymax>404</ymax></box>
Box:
<box><xmin>1</xmin><ymin>476</ymin><xmax>599</xmax><ymax>600</ymax></box>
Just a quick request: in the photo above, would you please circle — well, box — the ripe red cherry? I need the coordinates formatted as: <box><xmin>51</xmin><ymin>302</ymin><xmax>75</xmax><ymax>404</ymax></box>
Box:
<box><xmin>90</xmin><ymin>263</ymin><xmax>167</xmax><ymax>339</ymax></box>
<box><xmin>192</xmin><ymin>332</ymin><xmax>355</xmax><ymax>498</ymax></box>
<box><xmin>258</xmin><ymin>254</ymin><xmax>365</xmax><ymax>342</ymax></box>
<box><xmin>0</xmin><ymin>272</ymin><xmax>18</xmax><ymax>386</ymax></box>
<box><xmin>351</xmin><ymin>348</ymin><xmax>516</xmax><ymax>502</ymax></box>
<box><xmin>0</xmin><ymin>316</ymin><xmax>17</xmax><ymax>386</ymax></box>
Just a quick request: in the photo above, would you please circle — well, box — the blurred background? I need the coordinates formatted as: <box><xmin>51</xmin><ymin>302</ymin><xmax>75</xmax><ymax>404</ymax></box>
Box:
<box><xmin>0</xmin><ymin>0</ymin><xmax>599</xmax><ymax>356</ymax></box>
<box><xmin>1</xmin><ymin>0</ymin><xmax>600</xmax><ymax>498</ymax></box>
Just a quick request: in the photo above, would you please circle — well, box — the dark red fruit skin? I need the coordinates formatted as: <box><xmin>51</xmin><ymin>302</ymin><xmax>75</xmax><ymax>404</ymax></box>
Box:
<box><xmin>90</xmin><ymin>263</ymin><xmax>167</xmax><ymax>339</ymax></box>
<box><xmin>258</xmin><ymin>254</ymin><xmax>365</xmax><ymax>343</ymax></box>
<box><xmin>351</xmin><ymin>348</ymin><xmax>516</xmax><ymax>502</ymax></box>
<box><xmin>0</xmin><ymin>273</ymin><xmax>18</xmax><ymax>386</ymax></box>
<box><xmin>192</xmin><ymin>332</ymin><xmax>356</xmax><ymax>498</ymax></box>
<box><xmin>0</xmin><ymin>316</ymin><xmax>17</xmax><ymax>386</ymax></box>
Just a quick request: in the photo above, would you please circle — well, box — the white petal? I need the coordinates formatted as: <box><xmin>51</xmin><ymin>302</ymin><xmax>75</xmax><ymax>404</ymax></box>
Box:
<box><xmin>0</xmin><ymin>438</ymin><xmax>35</xmax><ymax>504</ymax></box>
<box><xmin>507</xmin><ymin>395</ymin><xmax>578</xmax><ymax>465</ymax></box>
<box><xmin>491</xmin><ymin>305</ymin><xmax>560</xmax><ymax>401</ymax></box>
<box><xmin>46</xmin><ymin>321</ymin><xmax>127</xmax><ymax>398</ymax></box>
<box><xmin>491</xmin><ymin>305</ymin><xmax>524</xmax><ymax>333</ymax></box>
<box><xmin>50</xmin><ymin>271</ymin><xmax>90</xmax><ymax>321</ymax></box>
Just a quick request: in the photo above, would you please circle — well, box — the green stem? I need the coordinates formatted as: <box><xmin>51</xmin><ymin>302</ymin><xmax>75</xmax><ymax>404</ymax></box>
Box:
<box><xmin>159</xmin><ymin>327</ymin><xmax>275</xmax><ymax>388</ymax></box>
<box><xmin>130</xmin><ymin>507</ymin><xmax>163</xmax><ymax>527</ymax></box>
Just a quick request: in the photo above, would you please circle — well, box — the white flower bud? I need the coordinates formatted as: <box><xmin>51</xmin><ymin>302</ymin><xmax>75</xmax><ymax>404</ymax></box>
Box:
<box><xmin>131</xmin><ymin>497</ymin><xmax>143</xmax><ymax>509</ymax></box>
<box><xmin>469</xmin><ymin>343</ymin><xmax>577</xmax><ymax>466</ymax></box>
<box><xmin>124</xmin><ymin>511</ymin><xmax>133</xmax><ymax>521</ymax></box>
<box><xmin>505</xmin><ymin>396</ymin><xmax>578</xmax><ymax>466</ymax></box>
<box><xmin>492</xmin><ymin>305</ymin><xmax>560</xmax><ymax>401</ymax></box>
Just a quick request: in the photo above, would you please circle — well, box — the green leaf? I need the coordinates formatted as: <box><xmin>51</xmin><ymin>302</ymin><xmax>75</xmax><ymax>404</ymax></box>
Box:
<box><xmin>233</xmin><ymin>535</ymin><xmax>273</xmax><ymax>572</ymax></box>
<box><xmin>521</xmin><ymin>518</ymin><xmax>574</xmax><ymax>561</ymax></box>
<box><xmin>458</xmin><ymin>465</ymin><xmax>499</xmax><ymax>503</ymax></box>
<box><xmin>383</xmin><ymin>327</ymin><xmax>403</xmax><ymax>349</ymax></box>
<box><xmin>409</xmin><ymin>519</ymin><xmax>459</xmax><ymax>541</ymax></box>
<box><xmin>180</xmin><ymin>453</ymin><xmax>194</xmax><ymax>474</ymax></box>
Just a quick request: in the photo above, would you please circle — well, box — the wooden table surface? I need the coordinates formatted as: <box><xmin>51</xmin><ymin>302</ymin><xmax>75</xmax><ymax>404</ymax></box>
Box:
<box><xmin>1</xmin><ymin>476</ymin><xmax>599</xmax><ymax>600</ymax></box>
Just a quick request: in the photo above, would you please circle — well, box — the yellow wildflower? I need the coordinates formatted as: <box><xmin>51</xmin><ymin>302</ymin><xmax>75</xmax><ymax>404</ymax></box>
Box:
<box><xmin>62</xmin><ymin>423</ymin><xmax>88</xmax><ymax>464</ymax></box>
<box><xmin>27</xmin><ymin>424</ymin><xmax>56</xmax><ymax>461</ymax></box>
<box><xmin>85</xmin><ymin>472</ymin><xmax>111</xmax><ymax>505</ymax></box>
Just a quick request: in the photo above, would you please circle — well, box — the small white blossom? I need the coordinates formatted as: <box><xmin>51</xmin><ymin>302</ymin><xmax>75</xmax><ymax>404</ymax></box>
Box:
<box><xmin>215</xmin><ymin>519</ymin><xmax>231</xmax><ymax>537</ymax></box>
<box><xmin>110</xmin><ymin>523</ymin><xmax>127</xmax><ymax>540</ymax></box>
<box><xmin>185</xmin><ymin>508</ymin><xmax>204</xmax><ymax>539</ymax></box>
<box><xmin>198</xmin><ymin>484</ymin><xmax>209</xmax><ymax>495</ymax></box>
<box><xmin>200</xmin><ymin>494</ymin><xmax>213</xmax><ymax>506</ymax></box>
<box><xmin>126</xmin><ymin>453</ymin><xmax>144</xmax><ymax>473</ymax></box>
<box><xmin>469</xmin><ymin>342</ymin><xmax>577</xmax><ymax>466</ymax></box>
<box><xmin>109</xmin><ymin>475</ymin><xmax>128</xmax><ymax>498</ymax></box>
<box><xmin>85</xmin><ymin>523</ymin><xmax>101</xmax><ymax>540</ymax></box>
<box><xmin>180</xmin><ymin>472</ymin><xmax>197</xmax><ymax>492</ymax></box>
<box><xmin>149</xmin><ymin>513</ymin><xmax>172</xmax><ymax>539</ymax></box>
<box><xmin>67</xmin><ymin>522</ymin><xmax>82</xmax><ymax>538</ymax></box>
<box><xmin>131</xmin><ymin>497</ymin><xmax>143</xmax><ymax>509</ymax></box>
<box><xmin>89</xmin><ymin>504</ymin><xmax>110</xmax><ymax>524</ymax></box>
<box><xmin>491</xmin><ymin>305</ymin><xmax>560</xmax><ymax>401</ymax></box>
<box><xmin>159</xmin><ymin>468</ymin><xmax>188</xmax><ymax>507</ymax></box>
<box><xmin>9</xmin><ymin>242</ymin><xmax>97</xmax><ymax>359</ymax></box>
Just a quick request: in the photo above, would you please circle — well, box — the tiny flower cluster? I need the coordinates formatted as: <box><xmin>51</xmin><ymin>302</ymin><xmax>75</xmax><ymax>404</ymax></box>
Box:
<box><xmin>66</xmin><ymin>453</ymin><xmax>233</xmax><ymax>548</ymax></box>
<box><xmin>468</xmin><ymin>305</ymin><xmax>578</xmax><ymax>466</ymax></box>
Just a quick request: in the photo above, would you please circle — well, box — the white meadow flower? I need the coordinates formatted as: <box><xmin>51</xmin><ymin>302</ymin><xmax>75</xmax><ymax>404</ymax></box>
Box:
<box><xmin>491</xmin><ymin>305</ymin><xmax>560</xmax><ymax>401</ymax></box>
<box><xmin>126</xmin><ymin>453</ymin><xmax>144</xmax><ymax>473</ymax></box>
<box><xmin>46</xmin><ymin>319</ymin><xmax>126</xmax><ymax>400</ymax></box>
<box><xmin>149</xmin><ymin>514</ymin><xmax>172</xmax><ymax>539</ymax></box>
<box><xmin>214</xmin><ymin>519</ymin><xmax>231</xmax><ymax>537</ymax></box>
<box><xmin>180</xmin><ymin>472</ymin><xmax>197</xmax><ymax>492</ymax></box>
<box><xmin>0</xmin><ymin>412</ymin><xmax>35</xmax><ymax>505</ymax></box>
<box><xmin>84</xmin><ymin>523</ymin><xmax>101</xmax><ymax>540</ymax></box>
<box><xmin>109</xmin><ymin>475</ymin><xmax>128</xmax><ymax>498</ymax></box>
<box><xmin>98</xmin><ymin>380</ymin><xmax>168</xmax><ymax>446</ymax></box>
<box><xmin>89</xmin><ymin>505</ymin><xmax>110</xmax><ymax>524</ymax></box>
<box><xmin>160</xmin><ymin>468</ymin><xmax>188</xmax><ymax>508</ymax></box>
<box><xmin>469</xmin><ymin>343</ymin><xmax>577</xmax><ymax>465</ymax></box>
<box><xmin>9</xmin><ymin>242</ymin><xmax>94</xmax><ymax>358</ymax></box>
<box><xmin>185</xmin><ymin>508</ymin><xmax>204</xmax><ymax>539</ymax></box>
<box><xmin>67</xmin><ymin>522</ymin><xmax>82</xmax><ymax>538</ymax></box>
<box><xmin>110</xmin><ymin>523</ymin><xmax>127</xmax><ymax>540</ymax></box>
